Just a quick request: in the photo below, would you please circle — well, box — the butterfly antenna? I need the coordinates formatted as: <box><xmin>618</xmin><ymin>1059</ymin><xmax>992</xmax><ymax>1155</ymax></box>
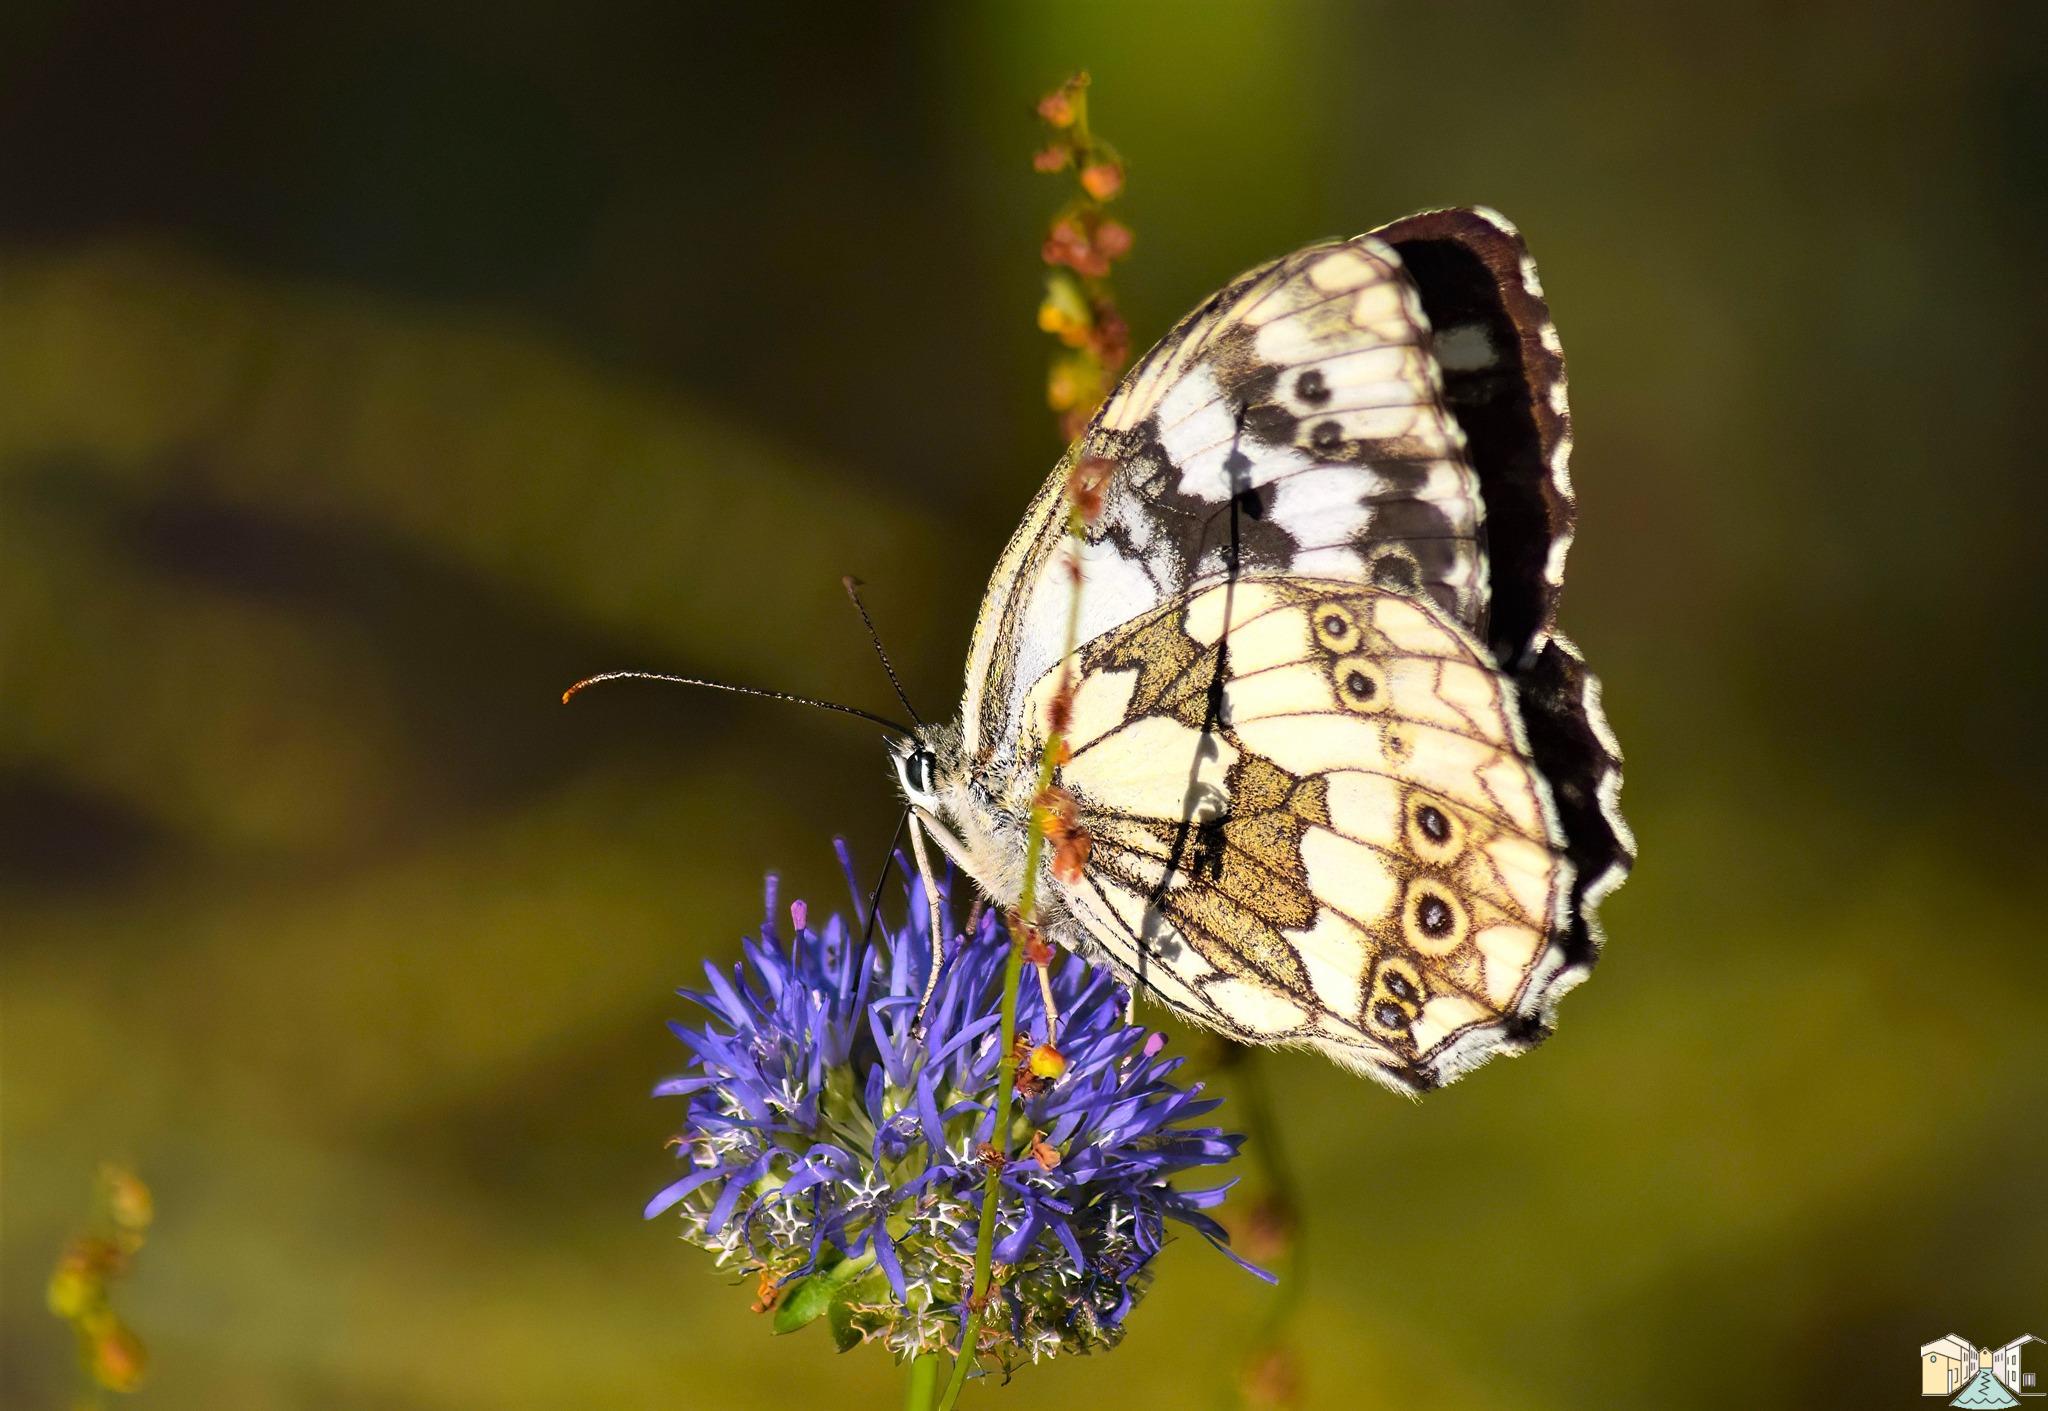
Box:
<box><xmin>561</xmin><ymin>671</ymin><xmax>914</xmax><ymax>737</ymax></box>
<box><xmin>841</xmin><ymin>576</ymin><xmax>924</xmax><ymax>727</ymax></box>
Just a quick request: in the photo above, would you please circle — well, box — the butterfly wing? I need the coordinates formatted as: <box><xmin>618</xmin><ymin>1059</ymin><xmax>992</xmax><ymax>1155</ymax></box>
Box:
<box><xmin>962</xmin><ymin>231</ymin><xmax>1489</xmax><ymax>771</ymax></box>
<box><xmin>945</xmin><ymin>210</ymin><xmax>1631</xmax><ymax>1087</ymax></box>
<box><xmin>1021</xmin><ymin>575</ymin><xmax>1574</xmax><ymax>1092</ymax></box>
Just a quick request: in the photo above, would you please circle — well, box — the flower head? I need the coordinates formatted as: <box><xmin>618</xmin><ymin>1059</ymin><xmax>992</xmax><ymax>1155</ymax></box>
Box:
<box><xmin>647</xmin><ymin>841</ymin><xmax>1261</xmax><ymax>1368</ymax></box>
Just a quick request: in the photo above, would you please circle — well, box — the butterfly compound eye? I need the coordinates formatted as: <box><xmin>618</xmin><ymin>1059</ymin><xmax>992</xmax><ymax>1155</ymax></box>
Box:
<box><xmin>894</xmin><ymin>745</ymin><xmax>938</xmax><ymax>802</ymax></box>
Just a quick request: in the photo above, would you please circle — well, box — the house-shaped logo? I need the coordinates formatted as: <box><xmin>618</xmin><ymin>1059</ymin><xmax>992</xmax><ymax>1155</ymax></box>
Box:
<box><xmin>1923</xmin><ymin>1334</ymin><xmax>2043</xmax><ymax>1406</ymax></box>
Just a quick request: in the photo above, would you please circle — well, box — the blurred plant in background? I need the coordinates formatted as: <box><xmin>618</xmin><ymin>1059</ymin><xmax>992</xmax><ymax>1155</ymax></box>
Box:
<box><xmin>1032</xmin><ymin>73</ymin><xmax>1134</xmax><ymax>441</ymax></box>
<box><xmin>1220</xmin><ymin>1049</ymin><xmax>1306</xmax><ymax>1410</ymax></box>
<box><xmin>45</xmin><ymin>1165</ymin><xmax>154</xmax><ymax>1403</ymax></box>
<box><xmin>645</xmin><ymin>853</ymin><xmax>1257</xmax><ymax>1386</ymax></box>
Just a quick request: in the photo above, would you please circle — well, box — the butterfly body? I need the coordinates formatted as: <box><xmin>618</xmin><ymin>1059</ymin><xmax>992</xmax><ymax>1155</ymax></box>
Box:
<box><xmin>898</xmin><ymin>208</ymin><xmax>1632</xmax><ymax>1093</ymax></box>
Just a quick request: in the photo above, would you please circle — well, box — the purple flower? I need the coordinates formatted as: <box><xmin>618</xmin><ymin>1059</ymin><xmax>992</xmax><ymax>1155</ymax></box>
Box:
<box><xmin>646</xmin><ymin>840</ymin><xmax>1261</xmax><ymax>1366</ymax></box>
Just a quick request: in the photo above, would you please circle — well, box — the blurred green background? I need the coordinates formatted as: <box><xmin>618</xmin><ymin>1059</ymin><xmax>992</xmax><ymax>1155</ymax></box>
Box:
<box><xmin>5</xmin><ymin>3</ymin><xmax>2044</xmax><ymax>1408</ymax></box>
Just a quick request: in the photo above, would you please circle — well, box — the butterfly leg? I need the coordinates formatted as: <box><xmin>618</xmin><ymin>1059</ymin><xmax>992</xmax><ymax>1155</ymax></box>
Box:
<box><xmin>905</xmin><ymin>812</ymin><xmax>948</xmax><ymax>1039</ymax></box>
<box><xmin>1035</xmin><ymin>958</ymin><xmax>1060</xmax><ymax>1046</ymax></box>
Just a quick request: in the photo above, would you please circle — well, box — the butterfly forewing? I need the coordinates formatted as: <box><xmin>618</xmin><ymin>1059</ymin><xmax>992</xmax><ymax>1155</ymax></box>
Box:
<box><xmin>961</xmin><ymin>235</ymin><xmax>1490</xmax><ymax>771</ymax></box>
<box><xmin>1369</xmin><ymin>206</ymin><xmax>1576</xmax><ymax>668</ymax></box>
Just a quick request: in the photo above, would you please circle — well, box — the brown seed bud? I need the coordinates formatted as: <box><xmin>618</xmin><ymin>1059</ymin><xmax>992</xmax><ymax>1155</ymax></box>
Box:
<box><xmin>1079</xmin><ymin>162</ymin><xmax>1123</xmax><ymax>201</ymax></box>
<box><xmin>1035</xmin><ymin>783</ymin><xmax>1079</xmax><ymax>841</ymax></box>
<box><xmin>1051</xmin><ymin>828</ymin><xmax>1092</xmax><ymax>883</ymax></box>
<box><xmin>100</xmin><ymin>1165</ymin><xmax>153</xmax><ymax>1234</ymax></box>
<box><xmin>1094</xmin><ymin>218</ymin><xmax>1133</xmax><ymax>261</ymax></box>
<box><xmin>1046</xmin><ymin>685</ymin><xmax>1074</xmax><ymax>735</ymax></box>
<box><xmin>1067</xmin><ymin>454</ymin><xmax>1114</xmax><ymax>523</ymax></box>
<box><xmin>89</xmin><ymin>1319</ymin><xmax>148</xmax><ymax>1393</ymax></box>
<box><xmin>1241</xmin><ymin>1344</ymin><xmax>1302</xmax><ymax>1411</ymax></box>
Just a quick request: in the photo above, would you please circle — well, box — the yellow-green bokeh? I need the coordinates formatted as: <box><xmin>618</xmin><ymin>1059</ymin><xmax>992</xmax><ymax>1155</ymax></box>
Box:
<box><xmin>4</xmin><ymin>4</ymin><xmax>2043</xmax><ymax>1408</ymax></box>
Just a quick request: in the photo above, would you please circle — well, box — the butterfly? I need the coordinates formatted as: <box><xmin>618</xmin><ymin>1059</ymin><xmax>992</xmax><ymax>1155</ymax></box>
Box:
<box><xmin>890</xmin><ymin>207</ymin><xmax>1634</xmax><ymax>1094</ymax></box>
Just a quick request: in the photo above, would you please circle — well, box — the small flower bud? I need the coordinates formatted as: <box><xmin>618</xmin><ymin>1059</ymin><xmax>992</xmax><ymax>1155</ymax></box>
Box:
<box><xmin>1241</xmin><ymin>1343</ymin><xmax>1302</xmax><ymax>1410</ymax></box>
<box><xmin>100</xmin><ymin>1165</ymin><xmax>153</xmax><ymax>1235</ymax></box>
<box><xmin>88</xmin><ymin>1317</ymin><xmax>148</xmax><ymax>1393</ymax></box>
<box><xmin>750</xmin><ymin>1268</ymin><xmax>785</xmax><ymax>1314</ymax></box>
<box><xmin>1039</xmin><ymin>272</ymin><xmax>1095</xmax><ymax>348</ymax></box>
<box><xmin>1028</xmin><ymin>1043</ymin><xmax>1068</xmax><ymax>1080</ymax></box>
<box><xmin>1046</xmin><ymin>353</ymin><xmax>1097</xmax><ymax>412</ymax></box>
<box><xmin>1036</xmin><ymin>74</ymin><xmax>1088</xmax><ymax>128</ymax></box>
<box><xmin>1079</xmin><ymin>162</ymin><xmax>1123</xmax><ymax>201</ymax></box>
<box><xmin>1029</xmin><ymin>1131</ymin><xmax>1064</xmax><ymax>1169</ymax></box>
<box><xmin>1035</xmin><ymin>783</ymin><xmax>1079</xmax><ymax>833</ymax></box>
<box><xmin>1045</xmin><ymin>681</ymin><xmax>1076</xmax><ymax>735</ymax></box>
<box><xmin>1032</xmin><ymin>144</ymin><xmax>1071</xmax><ymax>172</ymax></box>
<box><xmin>1090</xmin><ymin>306</ymin><xmax>1130</xmax><ymax>370</ymax></box>
<box><xmin>1093</xmin><ymin>218</ymin><xmax>1133</xmax><ymax>261</ymax></box>
<box><xmin>789</xmin><ymin>899</ymin><xmax>807</xmax><ymax>934</ymax></box>
<box><xmin>1067</xmin><ymin>454</ymin><xmax>1114</xmax><ymax>523</ymax></box>
<box><xmin>1051</xmin><ymin>829</ymin><xmax>1092</xmax><ymax>883</ymax></box>
<box><xmin>1044</xmin><ymin>219</ymin><xmax>1110</xmax><ymax>278</ymax></box>
<box><xmin>46</xmin><ymin>1252</ymin><xmax>101</xmax><ymax>1320</ymax></box>
<box><xmin>1235</xmin><ymin>1194</ymin><xmax>1297</xmax><ymax>1266</ymax></box>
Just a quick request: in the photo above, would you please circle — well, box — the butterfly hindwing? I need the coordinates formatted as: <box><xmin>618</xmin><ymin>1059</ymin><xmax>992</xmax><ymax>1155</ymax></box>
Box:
<box><xmin>1019</xmin><ymin>575</ymin><xmax>1575</xmax><ymax>1092</ymax></box>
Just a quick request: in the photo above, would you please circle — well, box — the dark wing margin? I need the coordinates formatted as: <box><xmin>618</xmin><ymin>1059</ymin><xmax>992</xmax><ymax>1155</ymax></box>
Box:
<box><xmin>1374</xmin><ymin>207</ymin><xmax>1633</xmax><ymax>1017</ymax></box>
<box><xmin>1372</xmin><ymin>207</ymin><xmax>1575</xmax><ymax>671</ymax></box>
<box><xmin>1517</xmin><ymin>634</ymin><xmax>1633</xmax><ymax>985</ymax></box>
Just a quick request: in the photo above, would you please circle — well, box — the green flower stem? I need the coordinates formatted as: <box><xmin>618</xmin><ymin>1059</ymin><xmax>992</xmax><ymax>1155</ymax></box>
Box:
<box><xmin>904</xmin><ymin>1352</ymin><xmax>940</xmax><ymax>1411</ymax></box>
<box><xmin>938</xmin><ymin>499</ymin><xmax>1089</xmax><ymax>1410</ymax></box>
<box><xmin>935</xmin><ymin>906</ymin><xmax>1029</xmax><ymax>1410</ymax></box>
<box><xmin>1237</xmin><ymin>1050</ymin><xmax>1306</xmax><ymax>1337</ymax></box>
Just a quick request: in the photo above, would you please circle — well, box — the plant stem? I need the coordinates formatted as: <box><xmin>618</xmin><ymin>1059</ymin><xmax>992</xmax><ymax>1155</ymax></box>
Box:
<box><xmin>937</xmin><ymin>507</ymin><xmax>1089</xmax><ymax>1411</ymax></box>
<box><xmin>1237</xmin><ymin>1049</ymin><xmax>1306</xmax><ymax>1333</ymax></box>
<box><xmin>904</xmin><ymin>1352</ymin><xmax>940</xmax><ymax>1411</ymax></box>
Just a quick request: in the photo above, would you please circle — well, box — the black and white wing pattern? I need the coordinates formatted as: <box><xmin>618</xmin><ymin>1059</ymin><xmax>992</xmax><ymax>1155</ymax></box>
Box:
<box><xmin>930</xmin><ymin>208</ymin><xmax>1632</xmax><ymax>1091</ymax></box>
<box><xmin>961</xmin><ymin>230</ymin><xmax>1487</xmax><ymax>769</ymax></box>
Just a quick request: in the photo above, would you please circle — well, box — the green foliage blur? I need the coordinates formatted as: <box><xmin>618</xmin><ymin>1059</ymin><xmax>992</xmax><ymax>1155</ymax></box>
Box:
<box><xmin>4</xmin><ymin>4</ymin><xmax>2044</xmax><ymax>1408</ymax></box>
